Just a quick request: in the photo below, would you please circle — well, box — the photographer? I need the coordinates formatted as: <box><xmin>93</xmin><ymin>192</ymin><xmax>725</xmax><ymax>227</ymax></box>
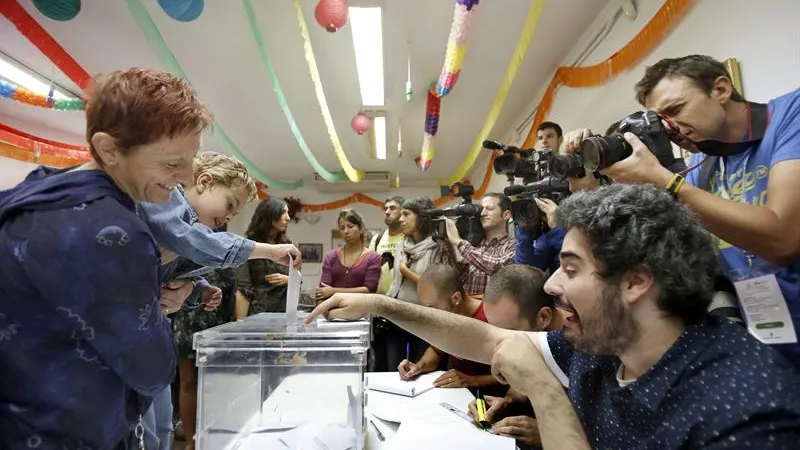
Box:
<box><xmin>535</xmin><ymin>121</ymin><xmax>563</xmax><ymax>152</ymax></box>
<box><xmin>564</xmin><ymin>55</ymin><xmax>800</xmax><ymax>366</ymax></box>
<box><xmin>445</xmin><ymin>193</ymin><xmax>515</xmax><ymax>296</ymax></box>
<box><xmin>514</xmin><ymin>197</ymin><xmax>565</xmax><ymax>275</ymax></box>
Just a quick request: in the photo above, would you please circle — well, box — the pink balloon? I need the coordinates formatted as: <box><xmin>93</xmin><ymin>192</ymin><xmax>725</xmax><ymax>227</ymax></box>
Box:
<box><xmin>315</xmin><ymin>0</ymin><xmax>348</xmax><ymax>33</ymax></box>
<box><xmin>351</xmin><ymin>113</ymin><xmax>371</xmax><ymax>135</ymax></box>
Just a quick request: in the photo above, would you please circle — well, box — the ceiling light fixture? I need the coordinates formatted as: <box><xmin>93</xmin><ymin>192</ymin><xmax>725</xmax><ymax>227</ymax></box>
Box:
<box><xmin>0</xmin><ymin>53</ymin><xmax>78</xmax><ymax>101</ymax></box>
<box><xmin>373</xmin><ymin>115</ymin><xmax>386</xmax><ymax>160</ymax></box>
<box><xmin>349</xmin><ymin>6</ymin><xmax>384</xmax><ymax>107</ymax></box>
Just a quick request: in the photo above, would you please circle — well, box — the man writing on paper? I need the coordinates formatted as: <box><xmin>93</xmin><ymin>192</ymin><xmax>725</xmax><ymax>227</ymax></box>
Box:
<box><xmin>396</xmin><ymin>264</ymin><xmax>505</xmax><ymax>396</ymax></box>
<box><xmin>307</xmin><ymin>184</ymin><xmax>800</xmax><ymax>449</ymax></box>
<box><xmin>562</xmin><ymin>55</ymin><xmax>800</xmax><ymax>367</ymax></box>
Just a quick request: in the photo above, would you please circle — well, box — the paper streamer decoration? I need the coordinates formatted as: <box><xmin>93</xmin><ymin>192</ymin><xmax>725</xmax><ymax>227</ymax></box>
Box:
<box><xmin>293</xmin><ymin>0</ymin><xmax>364</xmax><ymax>182</ymax></box>
<box><xmin>521</xmin><ymin>0</ymin><xmax>697</xmax><ymax>148</ymax></box>
<box><xmin>418</xmin><ymin>0</ymin><xmax>479</xmax><ymax>172</ymax></box>
<box><xmin>0</xmin><ymin>0</ymin><xmax>91</xmax><ymax>90</ymax></box>
<box><xmin>0</xmin><ymin>118</ymin><xmax>501</xmax><ymax>213</ymax></box>
<box><xmin>0</xmin><ymin>79</ymin><xmax>85</xmax><ymax>110</ymax></box>
<box><xmin>0</xmin><ymin>122</ymin><xmax>90</xmax><ymax>166</ymax></box>
<box><xmin>125</xmin><ymin>0</ymin><xmax>303</xmax><ymax>190</ymax></box>
<box><xmin>443</xmin><ymin>0</ymin><xmax>546</xmax><ymax>185</ymax></box>
<box><xmin>242</xmin><ymin>0</ymin><xmax>345</xmax><ymax>183</ymax></box>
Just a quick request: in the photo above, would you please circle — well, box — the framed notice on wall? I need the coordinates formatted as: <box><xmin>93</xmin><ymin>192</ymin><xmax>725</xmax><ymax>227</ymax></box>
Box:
<box><xmin>297</xmin><ymin>243</ymin><xmax>323</xmax><ymax>263</ymax></box>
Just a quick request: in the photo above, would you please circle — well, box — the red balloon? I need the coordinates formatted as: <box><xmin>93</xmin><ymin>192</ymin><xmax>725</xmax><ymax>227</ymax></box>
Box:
<box><xmin>351</xmin><ymin>113</ymin><xmax>371</xmax><ymax>135</ymax></box>
<box><xmin>315</xmin><ymin>0</ymin><xmax>348</xmax><ymax>33</ymax></box>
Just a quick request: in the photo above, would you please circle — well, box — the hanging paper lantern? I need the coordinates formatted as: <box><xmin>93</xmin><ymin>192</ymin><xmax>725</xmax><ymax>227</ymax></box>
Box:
<box><xmin>351</xmin><ymin>112</ymin><xmax>371</xmax><ymax>135</ymax></box>
<box><xmin>158</xmin><ymin>0</ymin><xmax>205</xmax><ymax>22</ymax></box>
<box><xmin>315</xmin><ymin>0</ymin><xmax>348</xmax><ymax>33</ymax></box>
<box><xmin>32</xmin><ymin>0</ymin><xmax>81</xmax><ymax>21</ymax></box>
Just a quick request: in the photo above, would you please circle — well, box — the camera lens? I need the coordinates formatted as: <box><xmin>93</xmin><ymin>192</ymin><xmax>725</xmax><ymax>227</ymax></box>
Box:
<box><xmin>579</xmin><ymin>135</ymin><xmax>631</xmax><ymax>172</ymax></box>
<box><xmin>550</xmin><ymin>154</ymin><xmax>586</xmax><ymax>180</ymax></box>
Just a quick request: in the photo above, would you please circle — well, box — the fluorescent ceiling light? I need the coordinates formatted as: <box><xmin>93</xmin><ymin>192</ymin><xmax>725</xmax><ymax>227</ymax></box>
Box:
<box><xmin>0</xmin><ymin>54</ymin><xmax>76</xmax><ymax>101</ymax></box>
<box><xmin>349</xmin><ymin>7</ymin><xmax>384</xmax><ymax>107</ymax></box>
<box><xmin>373</xmin><ymin>115</ymin><xmax>386</xmax><ymax>160</ymax></box>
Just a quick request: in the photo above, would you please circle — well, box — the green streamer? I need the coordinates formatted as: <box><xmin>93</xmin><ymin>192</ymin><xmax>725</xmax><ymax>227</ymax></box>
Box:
<box><xmin>242</xmin><ymin>0</ymin><xmax>345</xmax><ymax>183</ymax></box>
<box><xmin>125</xmin><ymin>0</ymin><xmax>303</xmax><ymax>190</ymax></box>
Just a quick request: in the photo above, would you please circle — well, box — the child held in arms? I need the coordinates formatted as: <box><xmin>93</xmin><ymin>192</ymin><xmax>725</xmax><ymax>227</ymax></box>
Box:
<box><xmin>136</xmin><ymin>151</ymin><xmax>302</xmax><ymax>449</ymax></box>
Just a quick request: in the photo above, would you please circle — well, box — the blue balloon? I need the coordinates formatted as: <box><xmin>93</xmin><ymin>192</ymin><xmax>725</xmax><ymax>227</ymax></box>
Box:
<box><xmin>157</xmin><ymin>0</ymin><xmax>204</xmax><ymax>22</ymax></box>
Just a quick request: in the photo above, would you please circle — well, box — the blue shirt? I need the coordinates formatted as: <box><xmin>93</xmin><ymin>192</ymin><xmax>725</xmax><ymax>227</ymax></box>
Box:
<box><xmin>0</xmin><ymin>167</ymin><xmax>176</xmax><ymax>449</ymax></box>
<box><xmin>514</xmin><ymin>226</ymin><xmax>566</xmax><ymax>274</ymax></box>
<box><xmin>537</xmin><ymin>317</ymin><xmax>800</xmax><ymax>449</ymax></box>
<box><xmin>138</xmin><ymin>186</ymin><xmax>255</xmax><ymax>271</ymax></box>
<box><xmin>686</xmin><ymin>89</ymin><xmax>800</xmax><ymax>363</ymax></box>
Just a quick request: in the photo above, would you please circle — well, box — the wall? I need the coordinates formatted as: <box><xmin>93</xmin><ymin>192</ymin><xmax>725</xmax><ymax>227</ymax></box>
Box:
<box><xmin>227</xmin><ymin>186</ymin><xmax>446</xmax><ymax>287</ymax></box>
<box><xmin>479</xmin><ymin>0</ymin><xmax>800</xmax><ymax>194</ymax></box>
<box><xmin>0</xmin><ymin>157</ymin><xmax>38</xmax><ymax>189</ymax></box>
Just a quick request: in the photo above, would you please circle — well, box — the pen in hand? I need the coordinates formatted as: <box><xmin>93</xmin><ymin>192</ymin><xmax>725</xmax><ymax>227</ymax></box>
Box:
<box><xmin>405</xmin><ymin>342</ymin><xmax>410</xmax><ymax>361</ymax></box>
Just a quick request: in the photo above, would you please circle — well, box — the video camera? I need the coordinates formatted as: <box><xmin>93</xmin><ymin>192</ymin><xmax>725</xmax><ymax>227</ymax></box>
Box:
<box><xmin>423</xmin><ymin>182</ymin><xmax>485</xmax><ymax>246</ymax></box>
<box><xmin>549</xmin><ymin>110</ymin><xmax>683</xmax><ymax>179</ymax></box>
<box><xmin>503</xmin><ymin>177</ymin><xmax>570</xmax><ymax>228</ymax></box>
<box><xmin>483</xmin><ymin>140</ymin><xmax>556</xmax><ymax>185</ymax></box>
<box><xmin>483</xmin><ymin>139</ymin><xmax>571</xmax><ymax>230</ymax></box>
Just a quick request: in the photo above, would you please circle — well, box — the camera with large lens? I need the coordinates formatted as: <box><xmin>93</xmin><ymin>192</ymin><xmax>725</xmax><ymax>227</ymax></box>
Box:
<box><xmin>484</xmin><ymin>140</ymin><xmax>554</xmax><ymax>184</ymax></box>
<box><xmin>549</xmin><ymin>110</ymin><xmax>681</xmax><ymax>180</ymax></box>
<box><xmin>424</xmin><ymin>182</ymin><xmax>485</xmax><ymax>246</ymax></box>
<box><xmin>549</xmin><ymin>153</ymin><xmax>586</xmax><ymax>179</ymax></box>
<box><xmin>503</xmin><ymin>177</ymin><xmax>570</xmax><ymax>229</ymax></box>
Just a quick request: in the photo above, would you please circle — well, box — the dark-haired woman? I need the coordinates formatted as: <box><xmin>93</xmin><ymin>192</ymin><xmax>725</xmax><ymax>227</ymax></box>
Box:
<box><xmin>316</xmin><ymin>209</ymin><xmax>382</xmax><ymax>303</ymax></box>
<box><xmin>376</xmin><ymin>197</ymin><xmax>460</xmax><ymax>370</ymax></box>
<box><xmin>235</xmin><ymin>198</ymin><xmax>293</xmax><ymax>317</ymax></box>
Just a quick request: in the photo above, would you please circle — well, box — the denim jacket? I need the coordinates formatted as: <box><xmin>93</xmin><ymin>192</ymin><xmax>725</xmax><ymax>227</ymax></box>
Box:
<box><xmin>138</xmin><ymin>186</ymin><xmax>256</xmax><ymax>299</ymax></box>
<box><xmin>138</xmin><ymin>186</ymin><xmax>254</xmax><ymax>268</ymax></box>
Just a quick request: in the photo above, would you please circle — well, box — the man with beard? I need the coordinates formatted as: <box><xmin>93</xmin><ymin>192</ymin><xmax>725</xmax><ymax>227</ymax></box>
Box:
<box><xmin>370</xmin><ymin>196</ymin><xmax>405</xmax><ymax>295</ymax></box>
<box><xmin>444</xmin><ymin>193</ymin><xmax>515</xmax><ymax>296</ymax></box>
<box><xmin>307</xmin><ymin>183</ymin><xmax>800</xmax><ymax>449</ymax></box>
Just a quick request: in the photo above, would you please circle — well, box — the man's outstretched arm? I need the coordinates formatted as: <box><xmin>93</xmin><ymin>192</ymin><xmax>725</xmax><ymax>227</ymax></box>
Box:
<box><xmin>307</xmin><ymin>293</ymin><xmax>515</xmax><ymax>365</ymax></box>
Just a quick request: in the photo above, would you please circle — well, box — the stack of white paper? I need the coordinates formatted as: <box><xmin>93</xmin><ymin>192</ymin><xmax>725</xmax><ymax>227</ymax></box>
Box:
<box><xmin>366</xmin><ymin>371</ymin><xmax>443</xmax><ymax>398</ymax></box>
<box><xmin>389</xmin><ymin>404</ymin><xmax>515</xmax><ymax>450</ymax></box>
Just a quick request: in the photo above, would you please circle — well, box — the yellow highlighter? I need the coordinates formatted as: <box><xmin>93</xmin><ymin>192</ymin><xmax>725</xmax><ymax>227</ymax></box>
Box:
<box><xmin>475</xmin><ymin>390</ymin><xmax>491</xmax><ymax>429</ymax></box>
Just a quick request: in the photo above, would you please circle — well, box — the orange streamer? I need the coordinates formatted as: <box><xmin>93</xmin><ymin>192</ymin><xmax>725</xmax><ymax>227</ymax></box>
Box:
<box><xmin>0</xmin><ymin>120</ymin><xmax>499</xmax><ymax>212</ymax></box>
<box><xmin>521</xmin><ymin>0</ymin><xmax>697</xmax><ymax>148</ymax></box>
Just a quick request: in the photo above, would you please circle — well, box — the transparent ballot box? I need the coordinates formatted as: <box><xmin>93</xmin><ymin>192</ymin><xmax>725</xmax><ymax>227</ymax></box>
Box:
<box><xmin>193</xmin><ymin>313</ymin><xmax>371</xmax><ymax>450</ymax></box>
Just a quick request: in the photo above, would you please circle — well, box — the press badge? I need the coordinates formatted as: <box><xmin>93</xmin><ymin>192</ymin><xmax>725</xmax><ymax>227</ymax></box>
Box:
<box><xmin>730</xmin><ymin>264</ymin><xmax>797</xmax><ymax>345</ymax></box>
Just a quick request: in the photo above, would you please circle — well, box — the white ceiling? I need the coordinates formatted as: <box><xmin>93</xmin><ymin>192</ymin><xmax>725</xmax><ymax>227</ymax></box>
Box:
<box><xmin>0</xmin><ymin>0</ymin><xmax>611</xmax><ymax>187</ymax></box>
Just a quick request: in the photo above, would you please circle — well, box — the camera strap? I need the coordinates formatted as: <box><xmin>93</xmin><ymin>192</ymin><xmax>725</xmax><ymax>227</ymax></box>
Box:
<box><xmin>695</xmin><ymin>102</ymin><xmax>770</xmax><ymax>191</ymax></box>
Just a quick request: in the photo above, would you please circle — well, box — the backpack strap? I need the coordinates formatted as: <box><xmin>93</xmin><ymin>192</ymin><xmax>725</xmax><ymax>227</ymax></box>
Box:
<box><xmin>372</xmin><ymin>230</ymin><xmax>385</xmax><ymax>251</ymax></box>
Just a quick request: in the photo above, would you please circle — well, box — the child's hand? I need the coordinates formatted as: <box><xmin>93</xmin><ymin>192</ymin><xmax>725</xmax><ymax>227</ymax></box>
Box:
<box><xmin>201</xmin><ymin>285</ymin><xmax>222</xmax><ymax>311</ymax></box>
<box><xmin>268</xmin><ymin>244</ymin><xmax>302</xmax><ymax>270</ymax></box>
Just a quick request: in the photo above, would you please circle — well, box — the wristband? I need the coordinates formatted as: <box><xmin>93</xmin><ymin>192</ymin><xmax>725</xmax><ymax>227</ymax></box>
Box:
<box><xmin>666</xmin><ymin>173</ymin><xmax>686</xmax><ymax>198</ymax></box>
